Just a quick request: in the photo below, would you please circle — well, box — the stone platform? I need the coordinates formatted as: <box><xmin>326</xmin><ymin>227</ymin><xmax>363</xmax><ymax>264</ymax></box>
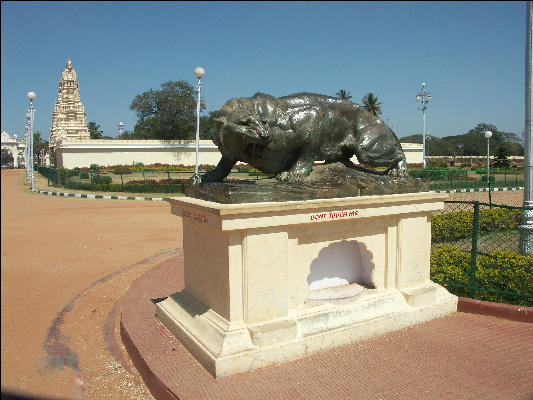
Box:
<box><xmin>120</xmin><ymin>253</ymin><xmax>533</xmax><ymax>400</ymax></box>
<box><xmin>156</xmin><ymin>192</ymin><xmax>457</xmax><ymax>378</ymax></box>
<box><xmin>185</xmin><ymin>163</ymin><xmax>429</xmax><ymax>204</ymax></box>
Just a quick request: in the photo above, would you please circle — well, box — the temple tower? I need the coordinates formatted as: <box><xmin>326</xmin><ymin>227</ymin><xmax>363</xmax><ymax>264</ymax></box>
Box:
<box><xmin>49</xmin><ymin>60</ymin><xmax>90</xmax><ymax>161</ymax></box>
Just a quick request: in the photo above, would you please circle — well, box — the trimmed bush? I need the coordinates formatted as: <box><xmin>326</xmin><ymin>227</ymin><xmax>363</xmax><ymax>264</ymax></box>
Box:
<box><xmin>431</xmin><ymin>208</ymin><xmax>521</xmax><ymax>243</ymax></box>
<box><xmin>91</xmin><ymin>175</ymin><xmax>112</xmax><ymax>184</ymax></box>
<box><xmin>113</xmin><ymin>166</ymin><xmax>132</xmax><ymax>175</ymax></box>
<box><xmin>63</xmin><ymin>179</ymin><xmax>186</xmax><ymax>194</ymax></box>
<box><xmin>430</xmin><ymin>246</ymin><xmax>533</xmax><ymax>306</ymax></box>
<box><xmin>476</xmin><ymin>251</ymin><xmax>533</xmax><ymax>305</ymax></box>
<box><xmin>409</xmin><ymin>169</ymin><xmax>465</xmax><ymax>181</ymax></box>
<box><xmin>432</xmin><ymin>211</ymin><xmax>473</xmax><ymax>242</ymax></box>
<box><xmin>79</xmin><ymin>171</ymin><xmax>89</xmax><ymax>179</ymax></box>
<box><xmin>430</xmin><ymin>246</ymin><xmax>471</xmax><ymax>298</ymax></box>
<box><xmin>478</xmin><ymin>208</ymin><xmax>521</xmax><ymax>233</ymax></box>
<box><xmin>69</xmin><ymin>168</ymin><xmax>80</xmax><ymax>177</ymax></box>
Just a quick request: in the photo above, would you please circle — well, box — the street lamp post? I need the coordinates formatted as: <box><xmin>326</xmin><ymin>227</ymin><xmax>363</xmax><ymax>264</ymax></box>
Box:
<box><xmin>426</xmin><ymin>133</ymin><xmax>431</xmax><ymax>165</ymax></box>
<box><xmin>26</xmin><ymin>91</ymin><xmax>36</xmax><ymax>191</ymax></box>
<box><xmin>520</xmin><ymin>0</ymin><xmax>533</xmax><ymax>253</ymax></box>
<box><xmin>25</xmin><ymin>112</ymin><xmax>32</xmax><ymax>186</ymax></box>
<box><xmin>192</xmin><ymin>66</ymin><xmax>205</xmax><ymax>184</ymax></box>
<box><xmin>24</xmin><ymin>124</ymin><xmax>29</xmax><ymax>179</ymax></box>
<box><xmin>416</xmin><ymin>83</ymin><xmax>431</xmax><ymax>169</ymax></box>
<box><xmin>485</xmin><ymin>130</ymin><xmax>493</xmax><ymax>206</ymax></box>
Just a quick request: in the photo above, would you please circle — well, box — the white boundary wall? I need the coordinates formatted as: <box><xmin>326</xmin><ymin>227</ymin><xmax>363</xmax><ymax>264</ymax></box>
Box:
<box><xmin>56</xmin><ymin>140</ymin><xmax>222</xmax><ymax>168</ymax></box>
<box><xmin>55</xmin><ymin>139</ymin><xmax>423</xmax><ymax>168</ymax></box>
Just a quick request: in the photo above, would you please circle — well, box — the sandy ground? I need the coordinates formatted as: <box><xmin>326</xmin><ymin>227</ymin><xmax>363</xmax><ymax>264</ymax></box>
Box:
<box><xmin>1</xmin><ymin>169</ymin><xmax>180</xmax><ymax>399</ymax></box>
<box><xmin>1</xmin><ymin>169</ymin><xmax>526</xmax><ymax>399</ymax></box>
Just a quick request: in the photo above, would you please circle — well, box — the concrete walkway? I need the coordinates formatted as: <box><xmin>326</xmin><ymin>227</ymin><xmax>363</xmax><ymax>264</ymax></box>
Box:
<box><xmin>121</xmin><ymin>254</ymin><xmax>533</xmax><ymax>400</ymax></box>
<box><xmin>2</xmin><ymin>169</ymin><xmax>532</xmax><ymax>399</ymax></box>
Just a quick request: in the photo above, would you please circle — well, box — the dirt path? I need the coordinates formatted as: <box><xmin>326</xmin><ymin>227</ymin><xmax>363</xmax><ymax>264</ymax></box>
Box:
<box><xmin>1</xmin><ymin>169</ymin><xmax>526</xmax><ymax>399</ymax></box>
<box><xmin>1</xmin><ymin>170</ymin><xmax>181</xmax><ymax>399</ymax></box>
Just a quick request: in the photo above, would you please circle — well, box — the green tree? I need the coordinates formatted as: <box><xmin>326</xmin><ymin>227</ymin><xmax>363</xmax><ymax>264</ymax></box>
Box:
<box><xmin>87</xmin><ymin>122</ymin><xmax>103</xmax><ymax>139</ymax></box>
<box><xmin>117</xmin><ymin>130</ymin><xmax>144</xmax><ymax>140</ymax></box>
<box><xmin>1</xmin><ymin>149</ymin><xmax>14</xmax><ymax>166</ymax></box>
<box><xmin>129</xmin><ymin>80</ymin><xmax>205</xmax><ymax>140</ymax></box>
<box><xmin>32</xmin><ymin>131</ymin><xmax>49</xmax><ymax>159</ymax></box>
<box><xmin>336</xmin><ymin>89</ymin><xmax>352</xmax><ymax>100</ymax></box>
<box><xmin>400</xmin><ymin>123</ymin><xmax>523</xmax><ymax>157</ymax></box>
<box><xmin>399</xmin><ymin>134</ymin><xmax>423</xmax><ymax>143</ymax></box>
<box><xmin>200</xmin><ymin>111</ymin><xmax>221</xmax><ymax>140</ymax></box>
<box><xmin>493</xmin><ymin>143</ymin><xmax>512</xmax><ymax>170</ymax></box>
<box><xmin>362</xmin><ymin>93</ymin><xmax>383</xmax><ymax>116</ymax></box>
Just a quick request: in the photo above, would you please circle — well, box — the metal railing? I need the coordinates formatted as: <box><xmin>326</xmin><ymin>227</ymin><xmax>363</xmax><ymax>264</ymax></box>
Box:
<box><xmin>410</xmin><ymin>169</ymin><xmax>524</xmax><ymax>190</ymax></box>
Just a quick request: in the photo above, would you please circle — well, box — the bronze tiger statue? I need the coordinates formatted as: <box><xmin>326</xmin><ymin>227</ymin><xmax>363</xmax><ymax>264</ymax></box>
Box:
<box><xmin>202</xmin><ymin>92</ymin><xmax>407</xmax><ymax>183</ymax></box>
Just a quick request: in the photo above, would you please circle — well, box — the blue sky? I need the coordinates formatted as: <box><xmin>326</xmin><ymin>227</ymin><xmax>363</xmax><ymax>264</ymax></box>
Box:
<box><xmin>1</xmin><ymin>1</ymin><xmax>528</xmax><ymax>141</ymax></box>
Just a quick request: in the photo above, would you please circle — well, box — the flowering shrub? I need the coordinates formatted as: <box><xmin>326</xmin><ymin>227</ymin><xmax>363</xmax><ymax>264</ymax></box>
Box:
<box><xmin>432</xmin><ymin>211</ymin><xmax>473</xmax><ymax>243</ymax></box>
<box><xmin>476</xmin><ymin>250</ymin><xmax>533</xmax><ymax>305</ymax></box>
<box><xmin>430</xmin><ymin>246</ymin><xmax>533</xmax><ymax>306</ymax></box>
<box><xmin>431</xmin><ymin>208</ymin><xmax>521</xmax><ymax>243</ymax></box>
<box><xmin>97</xmin><ymin>163</ymin><xmax>217</xmax><ymax>172</ymax></box>
<box><xmin>430</xmin><ymin>245</ymin><xmax>471</xmax><ymax>297</ymax></box>
<box><xmin>126</xmin><ymin>178</ymin><xmax>190</xmax><ymax>185</ymax></box>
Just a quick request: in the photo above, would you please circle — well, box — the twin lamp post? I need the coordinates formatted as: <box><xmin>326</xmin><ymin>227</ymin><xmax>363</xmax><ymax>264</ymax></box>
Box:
<box><xmin>416</xmin><ymin>83</ymin><xmax>431</xmax><ymax>169</ymax></box>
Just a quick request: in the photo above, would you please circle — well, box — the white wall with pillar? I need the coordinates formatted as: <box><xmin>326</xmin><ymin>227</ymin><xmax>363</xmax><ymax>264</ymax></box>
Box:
<box><xmin>54</xmin><ymin>139</ymin><xmax>423</xmax><ymax>169</ymax></box>
<box><xmin>54</xmin><ymin>139</ymin><xmax>223</xmax><ymax>168</ymax></box>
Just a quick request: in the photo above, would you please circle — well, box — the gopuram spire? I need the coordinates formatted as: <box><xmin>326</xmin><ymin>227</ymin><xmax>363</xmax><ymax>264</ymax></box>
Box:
<box><xmin>49</xmin><ymin>59</ymin><xmax>90</xmax><ymax>160</ymax></box>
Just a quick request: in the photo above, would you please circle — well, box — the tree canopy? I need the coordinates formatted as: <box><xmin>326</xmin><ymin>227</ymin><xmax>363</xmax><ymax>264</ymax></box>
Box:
<box><xmin>32</xmin><ymin>131</ymin><xmax>49</xmax><ymax>158</ymax></box>
<box><xmin>399</xmin><ymin>123</ymin><xmax>524</xmax><ymax>157</ymax></box>
<box><xmin>87</xmin><ymin>122</ymin><xmax>103</xmax><ymax>139</ymax></box>
<box><xmin>199</xmin><ymin>111</ymin><xmax>221</xmax><ymax>140</ymax></box>
<box><xmin>129</xmin><ymin>80</ymin><xmax>205</xmax><ymax>140</ymax></box>
<box><xmin>493</xmin><ymin>143</ymin><xmax>512</xmax><ymax>169</ymax></box>
<box><xmin>1</xmin><ymin>149</ymin><xmax>14</xmax><ymax>166</ymax></box>
<box><xmin>336</xmin><ymin>89</ymin><xmax>352</xmax><ymax>100</ymax></box>
<box><xmin>362</xmin><ymin>93</ymin><xmax>383</xmax><ymax>116</ymax></box>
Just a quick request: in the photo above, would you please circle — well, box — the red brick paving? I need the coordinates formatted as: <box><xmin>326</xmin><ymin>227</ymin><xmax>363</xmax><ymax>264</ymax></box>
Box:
<box><xmin>121</xmin><ymin>254</ymin><xmax>533</xmax><ymax>400</ymax></box>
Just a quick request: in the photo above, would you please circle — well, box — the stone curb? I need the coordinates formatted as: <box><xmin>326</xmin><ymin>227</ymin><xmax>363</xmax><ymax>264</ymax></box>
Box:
<box><xmin>34</xmin><ymin>189</ymin><xmax>170</xmax><ymax>202</ymax></box>
<box><xmin>435</xmin><ymin>186</ymin><xmax>524</xmax><ymax>194</ymax></box>
<box><xmin>32</xmin><ymin>186</ymin><xmax>524</xmax><ymax>202</ymax></box>
<box><xmin>457</xmin><ymin>297</ymin><xmax>533</xmax><ymax>323</ymax></box>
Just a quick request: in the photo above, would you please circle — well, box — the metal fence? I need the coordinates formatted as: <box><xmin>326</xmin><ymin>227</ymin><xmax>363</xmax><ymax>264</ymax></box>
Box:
<box><xmin>431</xmin><ymin>201</ymin><xmax>533</xmax><ymax>306</ymax></box>
<box><xmin>410</xmin><ymin>169</ymin><xmax>524</xmax><ymax>190</ymax></box>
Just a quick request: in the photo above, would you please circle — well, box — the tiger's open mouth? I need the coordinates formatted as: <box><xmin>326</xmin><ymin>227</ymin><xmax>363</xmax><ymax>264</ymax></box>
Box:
<box><xmin>244</xmin><ymin>142</ymin><xmax>267</xmax><ymax>161</ymax></box>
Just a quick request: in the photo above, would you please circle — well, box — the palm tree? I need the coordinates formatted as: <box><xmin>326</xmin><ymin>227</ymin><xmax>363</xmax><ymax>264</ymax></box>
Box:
<box><xmin>362</xmin><ymin>93</ymin><xmax>383</xmax><ymax>117</ymax></box>
<box><xmin>336</xmin><ymin>89</ymin><xmax>352</xmax><ymax>100</ymax></box>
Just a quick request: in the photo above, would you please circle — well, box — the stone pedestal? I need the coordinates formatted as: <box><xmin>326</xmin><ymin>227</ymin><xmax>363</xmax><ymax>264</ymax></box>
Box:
<box><xmin>156</xmin><ymin>192</ymin><xmax>457</xmax><ymax>377</ymax></box>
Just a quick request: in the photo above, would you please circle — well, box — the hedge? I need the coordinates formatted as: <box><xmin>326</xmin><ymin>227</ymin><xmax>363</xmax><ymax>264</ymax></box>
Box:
<box><xmin>430</xmin><ymin>246</ymin><xmax>533</xmax><ymax>306</ymax></box>
<box><xmin>62</xmin><ymin>180</ymin><xmax>185</xmax><ymax>194</ymax></box>
<box><xmin>91</xmin><ymin>175</ymin><xmax>112</xmax><ymax>184</ymax></box>
<box><xmin>409</xmin><ymin>169</ymin><xmax>466</xmax><ymax>180</ymax></box>
<box><xmin>431</xmin><ymin>208</ymin><xmax>522</xmax><ymax>243</ymax></box>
